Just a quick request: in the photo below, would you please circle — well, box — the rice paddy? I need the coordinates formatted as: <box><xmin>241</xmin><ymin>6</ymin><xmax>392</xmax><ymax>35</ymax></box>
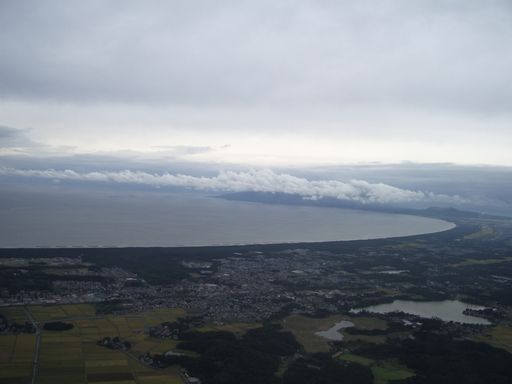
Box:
<box><xmin>0</xmin><ymin>304</ymin><xmax>187</xmax><ymax>384</ymax></box>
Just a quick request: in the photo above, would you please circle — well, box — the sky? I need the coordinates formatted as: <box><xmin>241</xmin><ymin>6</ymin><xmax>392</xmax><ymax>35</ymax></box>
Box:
<box><xmin>0</xmin><ymin>0</ymin><xmax>511</xmax><ymax>166</ymax></box>
<box><xmin>1</xmin><ymin>1</ymin><xmax>512</xmax><ymax>215</ymax></box>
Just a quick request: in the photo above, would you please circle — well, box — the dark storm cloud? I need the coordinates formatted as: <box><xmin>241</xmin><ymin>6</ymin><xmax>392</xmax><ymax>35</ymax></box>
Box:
<box><xmin>0</xmin><ymin>0</ymin><xmax>511</xmax><ymax>114</ymax></box>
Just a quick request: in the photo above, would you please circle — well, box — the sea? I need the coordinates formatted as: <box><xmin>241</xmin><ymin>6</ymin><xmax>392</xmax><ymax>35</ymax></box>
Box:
<box><xmin>0</xmin><ymin>188</ymin><xmax>455</xmax><ymax>248</ymax></box>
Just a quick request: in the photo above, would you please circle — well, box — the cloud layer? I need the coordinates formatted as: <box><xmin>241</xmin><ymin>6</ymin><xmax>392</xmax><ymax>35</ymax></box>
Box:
<box><xmin>0</xmin><ymin>167</ymin><xmax>463</xmax><ymax>205</ymax></box>
<box><xmin>0</xmin><ymin>125</ymin><xmax>39</xmax><ymax>148</ymax></box>
<box><xmin>1</xmin><ymin>1</ymin><xmax>511</xmax><ymax>113</ymax></box>
<box><xmin>0</xmin><ymin>1</ymin><xmax>511</xmax><ymax>165</ymax></box>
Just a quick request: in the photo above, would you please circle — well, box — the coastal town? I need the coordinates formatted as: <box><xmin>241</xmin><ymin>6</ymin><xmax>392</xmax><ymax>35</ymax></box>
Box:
<box><xmin>1</xmin><ymin>217</ymin><xmax>511</xmax><ymax>324</ymax></box>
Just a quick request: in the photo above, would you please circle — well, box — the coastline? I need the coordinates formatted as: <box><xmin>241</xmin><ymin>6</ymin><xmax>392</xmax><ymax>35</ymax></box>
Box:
<box><xmin>0</xmin><ymin>214</ymin><xmax>456</xmax><ymax>249</ymax></box>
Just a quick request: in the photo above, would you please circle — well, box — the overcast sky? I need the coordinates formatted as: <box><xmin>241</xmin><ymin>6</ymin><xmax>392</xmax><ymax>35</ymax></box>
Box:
<box><xmin>1</xmin><ymin>0</ymin><xmax>511</xmax><ymax>166</ymax></box>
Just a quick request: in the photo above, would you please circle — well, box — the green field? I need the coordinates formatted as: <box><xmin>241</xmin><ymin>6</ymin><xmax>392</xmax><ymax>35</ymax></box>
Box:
<box><xmin>0</xmin><ymin>331</ymin><xmax>35</xmax><ymax>384</ymax></box>
<box><xmin>0</xmin><ymin>305</ymin><xmax>187</xmax><ymax>384</ymax></box>
<box><xmin>338</xmin><ymin>354</ymin><xmax>415</xmax><ymax>384</ymax></box>
<box><xmin>282</xmin><ymin>314</ymin><xmax>387</xmax><ymax>353</ymax></box>
<box><xmin>451</xmin><ymin>256</ymin><xmax>512</xmax><ymax>267</ymax></box>
<box><xmin>371</xmin><ymin>361</ymin><xmax>415</xmax><ymax>384</ymax></box>
<box><xmin>0</xmin><ymin>304</ymin><xmax>32</xmax><ymax>383</ymax></box>
<box><xmin>463</xmin><ymin>225</ymin><xmax>495</xmax><ymax>240</ymax></box>
<box><xmin>197</xmin><ymin>321</ymin><xmax>261</xmax><ymax>335</ymax></box>
<box><xmin>476</xmin><ymin>324</ymin><xmax>512</xmax><ymax>353</ymax></box>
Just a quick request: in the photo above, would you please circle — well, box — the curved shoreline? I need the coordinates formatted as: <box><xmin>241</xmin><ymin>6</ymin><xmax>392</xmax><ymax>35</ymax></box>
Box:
<box><xmin>0</xmin><ymin>213</ymin><xmax>456</xmax><ymax>249</ymax></box>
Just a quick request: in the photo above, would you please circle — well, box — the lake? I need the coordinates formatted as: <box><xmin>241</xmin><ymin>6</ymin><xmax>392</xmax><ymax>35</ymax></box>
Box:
<box><xmin>0</xmin><ymin>188</ymin><xmax>455</xmax><ymax>248</ymax></box>
<box><xmin>352</xmin><ymin>300</ymin><xmax>490</xmax><ymax>325</ymax></box>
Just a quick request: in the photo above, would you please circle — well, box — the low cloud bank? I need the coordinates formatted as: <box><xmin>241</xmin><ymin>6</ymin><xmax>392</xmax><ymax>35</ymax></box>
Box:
<box><xmin>0</xmin><ymin>167</ymin><xmax>464</xmax><ymax>205</ymax></box>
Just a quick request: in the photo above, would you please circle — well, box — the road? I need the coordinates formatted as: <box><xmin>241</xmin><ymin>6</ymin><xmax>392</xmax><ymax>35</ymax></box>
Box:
<box><xmin>24</xmin><ymin>306</ymin><xmax>41</xmax><ymax>384</ymax></box>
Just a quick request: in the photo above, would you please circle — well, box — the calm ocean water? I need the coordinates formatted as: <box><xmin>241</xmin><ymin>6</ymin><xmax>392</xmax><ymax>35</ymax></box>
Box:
<box><xmin>0</xmin><ymin>189</ymin><xmax>455</xmax><ymax>248</ymax></box>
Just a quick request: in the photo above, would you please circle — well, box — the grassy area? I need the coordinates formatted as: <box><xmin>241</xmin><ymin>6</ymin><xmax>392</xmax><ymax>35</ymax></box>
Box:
<box><xmin>0</xmin><ymin>332</ymin><xmax>35</xmax><ymax>384</ymax></box>
<box><xmin>371</xmin><ymin>361</ymin><xmax>415</xmax><ymax>384</ymax></box>
<box><xmin>463</xmin><ymin>226</ymin><xmax>495</xmax><ymax>240</ymax></box>
<box><xmin>0</xmin><ymin>363</ymin><xmax>33</xmax><ymax>384</ymax></box>
<box><xmin>451</xmin><ymin>256</ymin><xmax>512</xmax><ymax>267</ymax></box>
<box><xmin>376</xmin><ymin>288</ymin><xmax>400</xmax><ymax>297</ymax></box>
<box><xmin>0</xmin><ymin>305</ymin><xmax>187</xmax><ymax>384</ymax></box>
<box><xmin>338</xmin><ymin>353</ymin><xmax>375</xmax><ymax>366</ymax></box>
<box><xmin>338</xmin><ymin>354</ymin><xmax>414</xmax><ymax>384</ymax></box>
<box><xmin>282</xmin><ymin>314</ymin><xmax>387</xmax><ymax>353</ymax></box>
<box><xmin>476</xmin><ymin>324</ymin><xmax>512</xmax><ymax>353</ymax></box>
<box><xmin>137</xmin><ymin>371</ymin><xmax>183</xmax><ymax>384</ymax></box>
<box><xmin>197</xmin><ymin>322</ymin><xmax>261</xmax><ymax>335</ymax></box>
<box><xmin>282</xmin><ymin>314</ymin><xmax>343</xmax><ymax>353</ymax></box>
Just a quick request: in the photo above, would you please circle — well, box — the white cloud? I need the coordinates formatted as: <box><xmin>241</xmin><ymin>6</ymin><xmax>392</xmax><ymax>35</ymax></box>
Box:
<box><xmin>0</xmin><ymin>167</ymin><xmax>464</xmax><ymax>205</ymax></box>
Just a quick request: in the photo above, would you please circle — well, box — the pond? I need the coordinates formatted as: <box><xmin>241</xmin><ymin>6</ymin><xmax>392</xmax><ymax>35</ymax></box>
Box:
<box><xmin>314</xmin><ymin>320</ymin><xmax>355</xmax><ymax>341</ymax></box>
<box><xmin>351</xmin><ymin>300</ymin><xmax>490</xmax><ymax>325</ymax></box>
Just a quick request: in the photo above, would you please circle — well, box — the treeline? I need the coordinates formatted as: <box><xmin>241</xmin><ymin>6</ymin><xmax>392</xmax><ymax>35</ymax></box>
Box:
<box><xmin>145</xmin><ymin>324</ymin><xmax>373</xmax><ymax>384</ymax></box>
<box><xmin>401</xmin><ymin>332</ymin><xmax>512</xmax><ymax>383</ymax></box>
<box><xmin>43</xmin><ymin>321</ymin><xmax>74</xmax><ymax>331</ymax></box>
<box><xmin>354</xmin><ymin>328</ymin><xmax>512</xmax><ymax>384</ymax></box>
<box><xmin>0</xmin><ymin>315</ymin><xmax>35</xmax><ymax>334</ymax></box>
<box><xmin>177</xmin><ymin>325</ymin><xmax>299</xmax><ymax>384</ymax></box>
<box><xmin>282</xmin><ymin>353</ymin><xmax>373</xmax><ymax>384</ymax></box>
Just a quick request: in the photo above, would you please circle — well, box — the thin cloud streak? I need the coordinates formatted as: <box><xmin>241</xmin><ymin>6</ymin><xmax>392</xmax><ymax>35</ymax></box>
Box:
<box><xmin>0</xmin><ymin>167</ymin><xmax>464</xmax><ymax>205</ymax></box>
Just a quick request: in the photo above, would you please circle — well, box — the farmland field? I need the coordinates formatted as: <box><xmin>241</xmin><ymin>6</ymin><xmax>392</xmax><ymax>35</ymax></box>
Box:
<box><xmin>338</xmin><ymin>354</ymin><xmax>415</xmax><ymax>384</ymax></box>
<box><xmin>0</xmin><ymin>304</ymin><xmax>187</xmax><ymax>384</ymax></box>
<box><xmin>196</xmin><ymin>322</ymin><xmax>261</xmax><ymax>335</ymax></box>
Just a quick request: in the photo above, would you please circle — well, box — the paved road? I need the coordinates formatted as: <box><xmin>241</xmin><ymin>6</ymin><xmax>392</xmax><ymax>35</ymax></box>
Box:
<box><xmin>24</xmin><ymin>307</ymin><xmax>41</xmax><ymax>384</ymax></box>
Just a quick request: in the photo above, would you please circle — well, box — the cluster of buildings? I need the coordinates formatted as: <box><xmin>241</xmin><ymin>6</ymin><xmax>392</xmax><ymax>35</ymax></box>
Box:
<box><xmin>0</xmin><ymin>314</ymin><xmax>35</xmax><ymax>334</ymax></box>
<box><xmin>97</xmin><ymin>336</ymin><xmax>132</xmax><ymax>350</ymax></box>
<box><xmin>2</xmin><ymin>220</ymin><xmax>511</xmax><ymax>326</ymax></box>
